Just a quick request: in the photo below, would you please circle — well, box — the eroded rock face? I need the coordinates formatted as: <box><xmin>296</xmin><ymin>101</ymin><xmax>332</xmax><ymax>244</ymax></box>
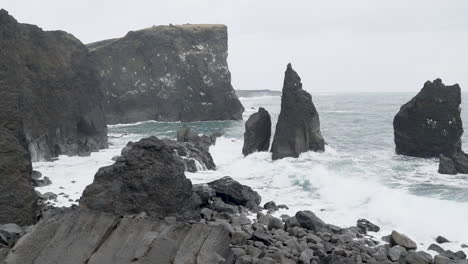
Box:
<box><xmin>0</xmin><ymin>53</ymin><xmax>38</xmax><ymax>225</ymax></box>
<box><xmin>393</xmin><ymin>79</ymin><xmax>463</xmax><ymax>158</ymax></box>
<box><xmin>242</xmin><ymin>107</ymin><xmax>272</xmax><ymax>156</ymax></box>
<box><xmin>89</xmin><ymin>24</ymin><xmax>244</xmax><ymax>124</ymax></box>
<box><xmin>271</xmin><ymin>63</ymin><xmax>325</xmax><ymax>160</ymax></box>
<box><xmin>2</xmin><ymin>208</ymin><xmax>232</xmax><ymax>264</ymax></box>
<box><xmin>0</xmin><ymin>9</ymin><xmax>108</xmax><ymax>161</ymax></box>
<box><xmin>80</xmin><ymin>137</ymin><xmax>200</xmax><ymax>219</ymax></box>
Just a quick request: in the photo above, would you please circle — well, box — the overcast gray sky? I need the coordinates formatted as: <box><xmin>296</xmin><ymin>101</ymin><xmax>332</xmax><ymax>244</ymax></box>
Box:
<box><xmin>3</xmin><ymin>0</ymin><xmax>468</xmax><ymax>93</ymax></box>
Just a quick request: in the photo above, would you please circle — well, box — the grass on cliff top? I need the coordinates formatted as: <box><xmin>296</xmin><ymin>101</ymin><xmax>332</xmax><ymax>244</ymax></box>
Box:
<box><xmin>137</xmin><ymin>24</ymin><xmax>226</xmax><ymax>33</ymax></box>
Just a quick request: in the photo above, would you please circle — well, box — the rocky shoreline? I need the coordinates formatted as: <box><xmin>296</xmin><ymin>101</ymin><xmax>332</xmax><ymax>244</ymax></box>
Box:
<box><xmin>2</xmin><ymin>134</ymin><xmax>468</xmax><ymax>263</ymax></box>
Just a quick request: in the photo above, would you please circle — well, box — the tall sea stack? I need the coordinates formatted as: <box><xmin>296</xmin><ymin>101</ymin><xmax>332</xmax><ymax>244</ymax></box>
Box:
<box><xmin>271</xmin><ymin>63</ymin><xmax>325</xmax><ymax>160</ymax></box>
<box><xmin>0</xmin><ymin>9</ymin><xmax>108</xmax><ymax>161</ymax></box>
<box><xmin>89</xmin><ymin>24</ymin><xmax>244</xmax><ymax>124</ymax></box>
<box><xmin>393</xmin><ymin>79</ymin><xmax>468</xmax><ymax>174</ymax></box>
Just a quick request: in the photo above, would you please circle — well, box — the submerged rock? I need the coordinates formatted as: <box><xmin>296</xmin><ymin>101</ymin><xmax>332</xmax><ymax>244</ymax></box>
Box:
<box><xmin>438</xmin><ymin>154</ymin><xmax>458</xmax><ymax>175</ymax></box>
<box><xmin>0</xmin><ymin>9</ymin><xmax>107</xmax><ymax>161</ymax></box>
<box><xmin>80</xmin><ymin>136</ymin><xmax>200</xmax><ymax>219</ymax></box>
<box><xmin>89</xmin><ymin>24</ymin><xmax>244</xmax><ymax>124</ymax></box>
<box><xmin>242</xmin><ymin>107</ymin><xmax>272</xmax><ymax>156</ymax></box>
<box><xmin>393</xmin><ymin>79</ymin><xmax>463</xmax><ymax>158</ymax></box>
<box><xmin>271</xmin><ymin>63</ymin><xmax>325</xmax><ymax>160</ymax></box>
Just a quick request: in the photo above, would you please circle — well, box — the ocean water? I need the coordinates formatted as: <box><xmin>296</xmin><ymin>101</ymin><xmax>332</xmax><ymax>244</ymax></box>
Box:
<box><xmin>34</xmin><ymin>93</ymin><xmax>468</xmax><ymax>254</ymax></box>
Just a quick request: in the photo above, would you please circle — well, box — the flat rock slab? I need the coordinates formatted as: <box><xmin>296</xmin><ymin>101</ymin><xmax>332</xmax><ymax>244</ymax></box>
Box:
<box><xmin>2</xmin><ymin>209</ymin><xmax>232</xmax><ymax>264</ymax></box>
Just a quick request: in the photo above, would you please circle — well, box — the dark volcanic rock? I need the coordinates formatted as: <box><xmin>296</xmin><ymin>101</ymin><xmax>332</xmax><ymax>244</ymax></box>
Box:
<box><xmin>394</xmin><ymin>79</ymin><xmax>463</xmax><ymax>158</ymax></box>
<box><xmin>390</xmin><ymin>230</ymin><xmax>417</xmax><ymax>250</ymax></box>
<box><xmin>89</xmin><ymin>24</ymin><xmax>244</xmax><ymax>124</ymax></box>
<box><xmin>207</xmin><ymin>176</ymin><xmax>261</xmax><ymax>210</ymax></box>
<box><xmin>295</xmin><ymin>210</ymin><xmax>328</xmax><ymax>233</ymax></box>
<box><xmin>242</xmin><ymin>107</ymin><xmax>272</xmax><ymax>156</ymax></box>
<box><xmin>80</xmin><ymin>136</ymin><xmax>200</xmax><ymax>219</ymax></box>
<box><xmin>271</xmin><ymin>63</ymin><xmax>325</xmax><ymax>160</ymax></box>
<box><xmin>0</xmin><ymin>9</ymin><xmax>107</xmax><ymax>161</ymax></box>
<box><xmin>436</xmin><ymin>235</ymin><xmax>450</xmax><ymax>244</ymax></box>
<box><xmin>0</xmin><ymin>69</ymin><xmax>38</xmax><ymax>225</ymax></box>
<box><xmin>439</xmin><ymin>151</ymin><xmax>468</xmax><ymax>175</ymax></box>
<box><xmin>2</xmin><ymin>208</ymin><xmax>232</xmax><ymax>264</ymax></box>
<box><xmin>357</xmin><ymin>219</ymin><xmax>380</xmax><ymax>233</ymax></box>
<box><xmin>162</xmin><ymin>138</ymin><xmax>215</xmax><ymax>172</ymax></box>
<box><xmin>438</xmin><ymin>154</ymin><xmax>458</xmax><ymax>175</ymax></box>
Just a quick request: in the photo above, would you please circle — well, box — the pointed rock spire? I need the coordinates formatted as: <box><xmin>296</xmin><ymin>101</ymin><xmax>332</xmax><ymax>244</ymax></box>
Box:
<box><xmin>271</xmin><ymin>63</ymin><xmax>325</xmax><ymax>160</ymax></box>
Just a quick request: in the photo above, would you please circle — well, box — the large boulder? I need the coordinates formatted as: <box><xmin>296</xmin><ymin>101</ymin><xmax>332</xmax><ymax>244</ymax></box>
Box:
<box><xmin>0</xmin><ymin>9</ymin><xmax>107</xmax><ymax>161</ymax></box>
<box><xmin>206</xmin><ymin>176</ymin><xmax>261</xmax><ymax>210</ymax></box>
<box><xmin>393</xmin><ymin>79</ymin><xmax>463</xmax><ymax>158</ymax></box>
<box><xmin>242</xmin><ymin>107</ymin><xmax>272</xmax><ymax>156</ymax></box>
<box><xmin>271</xmin><ymin>63</ymin><xmax>325</xmax><ymax>160</ymax></box>
<box><xmin>2</xmin><ymin>208</ymin><xmax>232</xmax><ymax>264</ymax></box>
<box><xmin>89</xmin><ymin>24</ymin><xmax>244</xmax><ymax>124</ymax></box>
<box><xmin>295</xmin><ymin>210</ymin><xmax>328</xmax><ymax>233</ymax></box>
<box><xmin>80</xmin><ymin>136</ymin><xmax>200</xmax><ymax>219</ymax></box>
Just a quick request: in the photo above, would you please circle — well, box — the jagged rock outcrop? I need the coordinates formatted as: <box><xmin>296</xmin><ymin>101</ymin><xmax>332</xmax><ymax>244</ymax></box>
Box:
<box><xmin>80</xmin><ymin>137</ymin><xmax>200</xmax><ymax>219</ymax></box>
<box><xmin>0</xmin><ymin>55</ymin><xmax>38</xmax><ymax>225</ymax></box>
<box><xmin>271</xmin><ymin>63</ymin><xmax>325</xmax><ymax>160</ymax></box>
<box><xmin>88</xmin><ymin>24</ymin><xmax>244</xmax><ymax>124</ymax></box>
<box><xmin>2</xmin><ymin>208</ymin><xmax>232</xmax><ymax>264</ymax></box>
<box><xmin>393</xmin><ymin>79</ymin><xmax>468</xmax><ymax>174</ymax></box>
<box><xmin>206</xmin><ymin>176</ymin><xmax>261</xmax><ymax>210</ymax></box>
<box><xmin>394</xmin><ymin>79</ymin><xmax>463</xmax><ymax>157</ymax></box>
<box><xmin>242</xmin><ymin>107</ymin><xmax>271</xmax><ymax>156</ymax></box>
<box><xmin>162</xmin><ymin>138</ymin><xmax>215</xmax><ymax>172</ymax></box>
<box><xmin>0</xmin><ymin>9</ymin><xmax>108</xmax><ymax>161</ymax></box>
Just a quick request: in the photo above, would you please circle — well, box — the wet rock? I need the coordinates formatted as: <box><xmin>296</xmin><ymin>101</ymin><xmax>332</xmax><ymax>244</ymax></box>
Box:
<box><xmin>390</xmin><ymin>230</ymin><xmax>417</xmax><ymax>250</ymax></box>
<box><xmin>161</xmin><ymin>137</ymin><xmax>215</xmax><ymax>172</ymax></box>
<box><xmin>405</xmin><ymin>251</ymin><xmax>432</xmax><ymax>264</ymax></box>
<box><xmin>263</xmin><ymin>201</ymin><xmax>278</xmax><ymax>212</ymax></box>
<box><xmin>80</xmin><ymin>137</ymin><xmax>200</xmax><ymax>219</ymax></box>
<box><xmin>176</xmin><ymin>126</ymin><xmax>220</xmax><ymax>151</ymax></box>
<box><xmin>434</xmin><ymin>255</ymin><xmax>456</xmax><ymax>264</ymax></box>
<box><xmin>428</xmin><ymin>244</ymin><xmax>445</xmax><ymax>254</ymax></box>
<box><xmin>461</xmin><ymin>244</ymin><xmax>468</xmax><ymax>248</ymax></box>
<box><xmin>89</xmin><ymin>24</ymin><xmax>244</xmax><ymax>124</ymax></box>
<box><xmin>210</xmin><ymin>198</ymin><xmax>239</xmax><ymax>214</ymax></box>
<box><xmin>31</xmin><ymin>176</ymin><xmax>52</xmax><ymax>187</ymax></box>
<box><xmin>436</xmin><ymin>236</ymin><xmax>451</xmax><ymax>244</ymax></box>
<box><xmin>455</xmin><ymin>251</ymin><xmax>466</xmax><ymax>260</ymax></box>
<box><xmin>0</xmin><ymin>10</ymin><xmax>107</xmax><ymax>161</ymax></box>
<box><xmin>387</xmin><ymin>245</ymin><xmax>407</xmax><ymax>261</ymax></box>
<box><xmin>295</xmin><ymin>210</ymin><xmax>328</xmax><ymax>233</ymax></box>
<box><xmin>438</xmin><ymin>154</ymin><xmax>458</xmax><ymax>175</ymax></box>
<box><xmin>394</xmin><ymin>79</ymin><xmax>463</xmax><ymax>158</ymax></box>
<box><xmin>357</xmin><ymin>219</ymin><xmax>380</xmax><ymax>233</ymax></box>
<box><xmin>271</xmin><ymin>63</ymin><xmax>325</xmax><ymax>160</ymax></box>
<box><xmin>41</xmin><ymin>192</ymin><xmax>58</xmax><ymax>201</ymax></box>
<box><xmin>267</xmin><ymin>215</ymin><xmax>284</xmax><ymax>231</ymax></box>
<box><xmin>242</xmin><ymin>107</ymin><xmax>271</xmax><ymax>156</ymax></box>
<box><xmin>207</xmin><ymin>176</ymin><xmax>261</xmax><ymax>210</ymax></box>
<box><xmin>252</xmin><ymin>230</ymin><xmax>275</xmax><ymax>246</ymax></box>
<box><xmin>439</xmin><ymin>152</ymin><xmax>468</xmax><ymax>175</ymax></box>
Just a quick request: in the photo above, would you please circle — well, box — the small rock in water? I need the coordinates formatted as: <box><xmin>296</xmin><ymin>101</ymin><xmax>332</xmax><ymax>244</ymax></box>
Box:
<box><xmin>436</xmin><ymin>235</ymin><xmax>450</xmax><ymax>244</ymax></box>
<box><xmin>461</xmin><ymin>244</ymin><xmax>468</xmax><ymax>248</ymax></box>
<box><xmin>356</xmin><ymin>218</ymin><xmax>380</xmax><ymax>233</ymax></box>
<box><xmin>428</xmin><ymin>243</ymin><xmax>445</xmax><ymax>254</ymax></box>
<box><xmin>32</xmin><ymin>176</ymin><xmax>52</xmax><ymax>187</ymax></box>
<box><xmin>41</xmin><ymin>192</ymin><xmax>58</xmax><ymax>200</ymax></box>
<box><xmin>31</xmin><ymin>170</ymin><xmax>42</xmax><ymax>180</ymax></box>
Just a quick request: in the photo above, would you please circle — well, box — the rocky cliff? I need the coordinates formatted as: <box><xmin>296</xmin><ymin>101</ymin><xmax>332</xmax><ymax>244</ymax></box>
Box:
<box><xmin>393</xmin><ymin>79</ymin><xmax>463</xmax><ymax>158</ymax></box>
<box><xmin>0</xmin><ymin>88</ymin><xmax>38</xmax><ymax>226</ymax></box>
<box><xmin>88</xmin><ymin>24</ymin><xmax>244</xmax><ymax>124</ymax></box>
<box><xmin>271</xmin><ymin>63</ymin><xmax>325</xmax><ymax>160</ymax></box>
<box><xmin>242</xmin><ymin>107</ymin><xmax>271</xmax><ymax>156</ymax></box>
<box><xmin>0</xmin><ymin>9</ymin><xmax>108</xmax><ymax>161</ymax></box>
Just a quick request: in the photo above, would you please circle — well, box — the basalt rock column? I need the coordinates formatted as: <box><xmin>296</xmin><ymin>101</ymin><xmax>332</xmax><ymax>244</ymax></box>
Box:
<box><xmin>242</xmin><ymin>107</ymin><xmax>272</xmax><ymax>156</ymax></box>
<box><xmin>271</xmin><ymin>63</ymin><xmax>325</xmax><ymax>160</ymax></box>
